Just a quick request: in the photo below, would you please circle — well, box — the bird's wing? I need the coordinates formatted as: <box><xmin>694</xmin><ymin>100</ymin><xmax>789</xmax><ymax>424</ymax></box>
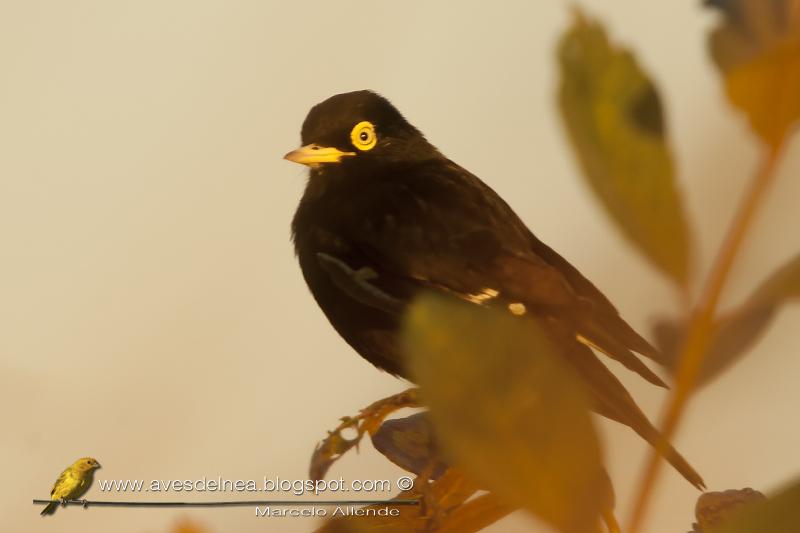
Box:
<box><xmin>50</xmin><ymin>469</ymin><xmax>80</xmax><ymax>499</ymax></box>
<box><xmin>339</xmin><ymin>159</ymin><xmax>665</xmax><ymax>386</ymax></box>
<box><xmin>50</xmin><ymin>470</ymin><xmax>67</xmax><ymax>498</ymax></box>
<box><xmin>525</xmin><ymin>231</ymin><xmax>669</xmax><ymax>367</ymax></box>
<box><xmin>315</xmin><ymin>252</ymin><xmax>404</xmax><ymax>316</ymax></box>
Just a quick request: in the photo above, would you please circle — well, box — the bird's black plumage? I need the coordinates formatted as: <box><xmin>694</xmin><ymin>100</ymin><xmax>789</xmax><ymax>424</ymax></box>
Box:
<box><xmin>287</xmin><ymin>90</ymin><xmax>704</xmax><ymax>489</ymax></box>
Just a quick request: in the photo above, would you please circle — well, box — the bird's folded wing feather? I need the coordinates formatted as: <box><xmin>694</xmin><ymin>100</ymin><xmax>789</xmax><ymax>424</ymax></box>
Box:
<box><xmin>335</xmin><ymin>161</ymin><xmax>666</xmax><ymax>386</ymax></box>
<box><xmin>50</xmin><ymin>471</ymin><xmax>69</xmax><ymax>497</ymax></box>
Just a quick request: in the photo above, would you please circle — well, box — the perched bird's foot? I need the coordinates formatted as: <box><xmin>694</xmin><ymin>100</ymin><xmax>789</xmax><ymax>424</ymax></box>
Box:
<box><xmin>59</xmin><ymin>498</ymin><xmax>68</xmax><ymax>507</ymax></box>
<box><xmin>309</xmin><ymin>388</ymin><xmax>421</xmax><ymax>481</ymax></box>
<box><xmin>357</xmin><ymin>388</ymin><xmax>421</xmax><ymax>434</ymax></box>
<box><xmin>80</xmin><ymin>499</ymin><xmax>89</xmax><ymax>508</ymax></box>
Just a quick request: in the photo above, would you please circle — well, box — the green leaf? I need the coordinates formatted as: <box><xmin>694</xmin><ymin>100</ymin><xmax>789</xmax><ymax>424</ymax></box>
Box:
<box><xmin>403</xmin><ymin>293</ymin><xmax>609</xmax><ymax>533</ymax></box>
<box><xmin>706</xmin><ymin>0</ymin><xmax>800</xmax><ymax>147</ymax></box>
<box><xmin>707</xmin><ymin>479</ymin><xmax>800</xmax><ymax>533</ymax></box>
<box><xmin>654</xmin><ymin>253</ymin><xmax>800</xmax><ymax>386</ymax></box>
<box><xmin>557</xmin><ymin>11</ymin><xmax>691</xmax><ymax>286</ymax></box>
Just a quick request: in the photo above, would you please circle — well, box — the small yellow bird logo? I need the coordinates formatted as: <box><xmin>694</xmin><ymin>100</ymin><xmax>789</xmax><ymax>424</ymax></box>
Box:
<box><xmin>40</xmin><ymin>457</ymin><xmax>101</xmax><ymax>516</ymax></box>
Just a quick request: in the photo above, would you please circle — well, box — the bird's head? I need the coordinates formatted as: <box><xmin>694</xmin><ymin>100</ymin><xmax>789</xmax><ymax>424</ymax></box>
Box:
<box><xmin>284</xmin><ymin>90</ymin><xmax>438</xmax><ymax>173</ymax></box>
<box><xmin>73</xmin><ymin>457</ymin><xmax>102</xmax><ymax>473</ymax></box>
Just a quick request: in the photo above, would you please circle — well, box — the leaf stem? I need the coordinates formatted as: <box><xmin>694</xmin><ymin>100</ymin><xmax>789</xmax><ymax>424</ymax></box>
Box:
<box><xmin>626</xmin><ymin>140</ymin><xmax>786</xmax><ymax>533</ymax></box>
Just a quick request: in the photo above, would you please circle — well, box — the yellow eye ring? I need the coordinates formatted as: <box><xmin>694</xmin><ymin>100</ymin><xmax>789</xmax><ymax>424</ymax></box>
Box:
<box><xmin>350</xmin><ymin>121</ymin><xmax>377</xmax><ymax>151</ymax></box>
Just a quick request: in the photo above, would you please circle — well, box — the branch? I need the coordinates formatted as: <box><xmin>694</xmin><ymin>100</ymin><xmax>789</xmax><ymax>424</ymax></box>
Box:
<box><xmin>627</xmin><ymin>141</ymin><xmax>788</xmax><ymax>533</ymax></box>
<box><xmin>33</xmin><ymin>498</ymin><xmax>420</xmax><ymax>509</ymax></box>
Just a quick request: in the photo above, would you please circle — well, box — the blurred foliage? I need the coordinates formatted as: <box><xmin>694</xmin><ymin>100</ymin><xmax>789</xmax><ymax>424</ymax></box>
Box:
<box><xmin>403</xmin><ymin>294</ymin><xmax>611</xmax><ymax>533</ymax></box>
<box><xmin>655</xmin><ymin>253</ymin><xmax>800</xmax><ymax>386</ymax></box>
<box><xmin>311</xmin><ymin>3</ymin><xmax>800</xmax><ymax>532</ymax></box>
<box><xmin>706</xmin><ymin>0</ymin><xmax>800</xmax><ymax>146</ymax></box>
<box><xmin>172</xmin><ymin>519</ymin><xmax>210</xmax><ymax>533</ymax></box>
<box><xmin>557</xmin><ymin>11</ymin><xmax>691</xmax><ymax>287</ymax></box>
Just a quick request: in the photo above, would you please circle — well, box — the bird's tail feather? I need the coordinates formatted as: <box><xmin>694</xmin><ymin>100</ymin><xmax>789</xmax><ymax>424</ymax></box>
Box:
<box><xmin>40</xmin><ymin>501</ymin><xmax>57</xmax><ymax>516</ymax></box>
<box><xmin>562</xmin><ymin>339</ymin><xmax>705</xmax><ymax>489</ymax></box>
<box><xmin>595</xmin><ymin>309</ymin><xmax>669</xmax><ymax>367</ymax></box>
<box><xmin>627</xmin><ymin>413</ymin><xmax>706</xmax><ymax>490</ymax></box>
<box><xmin>576</xmin><ymin>327</ymin><xmax>667</xmax><ymax>388</ymax></box>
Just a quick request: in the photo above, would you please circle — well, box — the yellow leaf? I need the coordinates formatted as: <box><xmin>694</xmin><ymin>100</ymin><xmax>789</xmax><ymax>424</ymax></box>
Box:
<box><xmin>726</xmin><ymin>39</ymin><xmax>800</xmax><ymax>146</ymax></box>
<box><xmin>403</xmin><ymin>294</ymin><xmax>609</xmax><ymax>533</ymax></box>
<box><xmin>173</xmin><ymin>519</ymin><xmax>210</xmax><ymax>533</ymax></box>
<box><xmin>557</xmin><ymin>11</ymin><xmax>691</xmax><ymax>286</ymax></box>
<box><xmin>707</xmin><ymin>0</ymin><xmax>800</xmax><ymax>146</ymax></box>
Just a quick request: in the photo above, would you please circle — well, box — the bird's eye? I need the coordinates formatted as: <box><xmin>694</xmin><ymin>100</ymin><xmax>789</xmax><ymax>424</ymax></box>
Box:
<box><xmin>350</xmin><ymin>121</ymin><xmax>377</xmax><ymax>151</ymax></box>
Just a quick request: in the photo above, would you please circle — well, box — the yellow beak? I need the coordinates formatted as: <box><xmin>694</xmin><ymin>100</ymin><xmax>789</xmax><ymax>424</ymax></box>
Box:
<box><xmin>283</xmin><ymin>144</ymin><xmax>356</xmax><ymax>166</ymax></box>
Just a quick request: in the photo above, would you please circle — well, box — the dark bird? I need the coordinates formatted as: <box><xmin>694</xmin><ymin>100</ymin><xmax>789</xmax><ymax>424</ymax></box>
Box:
<box><xmin>286</xmin><ymin>90</ymin><xmax>704</xmax><ymax>489</ymax></box>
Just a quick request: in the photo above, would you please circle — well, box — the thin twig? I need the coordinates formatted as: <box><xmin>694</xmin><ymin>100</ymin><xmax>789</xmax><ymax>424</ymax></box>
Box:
<box><xmin>33</xmin><ymin>498</ymin><xmax>420</xmax><ymax>508</ymax></box>
<box><xmin>626</xmin><ymin>142</ymin><xmax>786</xmax><ymax>533</ymax></box>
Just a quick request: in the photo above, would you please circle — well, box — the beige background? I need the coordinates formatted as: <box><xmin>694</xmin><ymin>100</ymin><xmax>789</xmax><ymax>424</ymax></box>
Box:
<box><xmin>2</xmin><ymin>1</ymin><xmax>799</xmax><ymax>532</ymax></box>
